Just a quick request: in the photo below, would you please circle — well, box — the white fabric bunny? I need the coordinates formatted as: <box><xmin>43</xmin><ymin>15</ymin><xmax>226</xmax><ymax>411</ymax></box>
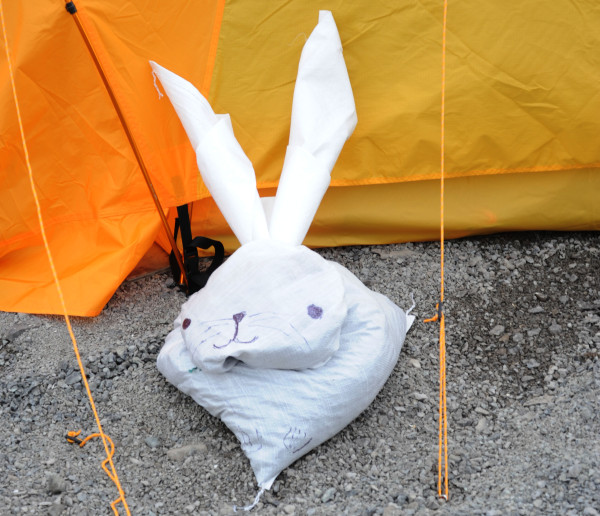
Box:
<box><xmin>152</xmin><ymin>11</ymin><xmax>414</xmax><ymax>493</ymax></box>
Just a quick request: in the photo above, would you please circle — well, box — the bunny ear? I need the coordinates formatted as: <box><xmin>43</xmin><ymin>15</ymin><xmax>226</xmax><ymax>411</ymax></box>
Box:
<box><xmin>150</xmin><ymin>61</ymin><xmax>269</xmax><ymax>245</ymax></box>
<box><xmin>269</xmin><ymin>11</ymin><xmax>357</xmax><ymax>246</ymax></box>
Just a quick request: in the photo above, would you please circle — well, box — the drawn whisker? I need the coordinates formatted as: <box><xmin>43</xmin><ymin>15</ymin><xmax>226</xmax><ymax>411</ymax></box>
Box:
<box><xmin>200</xmin><ymin>330</ymin><xmax>232</xmax><ymax>346</ymax></box>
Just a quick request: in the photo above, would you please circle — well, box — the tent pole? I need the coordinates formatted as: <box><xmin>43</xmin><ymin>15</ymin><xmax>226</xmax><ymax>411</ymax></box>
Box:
<box><xmin>64</xmin><ymin>1</ymin><xmax>189</xmax><ymax>290</ymax></box>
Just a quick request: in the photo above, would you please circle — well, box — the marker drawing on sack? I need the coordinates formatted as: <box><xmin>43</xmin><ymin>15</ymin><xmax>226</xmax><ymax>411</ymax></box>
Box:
<box><xmin>182</xmin><ymin>306</ymin><xmax>325</xmax><ymax>351</ymax></box>
<box><xmin>284</xmin><ymin>427</ymin><xmax>313</xmax><ymax>454</ymax></box>
<box><xmin>239</xmin><ymin>429</ymin><xmax>263</xmax><ymax>452</ymax></box>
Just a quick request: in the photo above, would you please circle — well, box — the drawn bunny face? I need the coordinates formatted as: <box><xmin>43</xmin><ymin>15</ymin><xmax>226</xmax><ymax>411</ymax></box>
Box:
<box><xmin>178</xmin><ymin>240</ymin><xmax>347</xmax><ymax>373</ymax></box>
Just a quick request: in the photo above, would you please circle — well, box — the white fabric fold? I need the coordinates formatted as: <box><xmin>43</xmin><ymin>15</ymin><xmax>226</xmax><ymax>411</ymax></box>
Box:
<box><xmin>195</xmin><ymin>116</ymin><xmax>269</xmax><ymax>244</ymax></box>
<box><xmin>149</xmin><ymin>61</ymin><xmax>217</xmax><ymax>149</ymax></box>
<box><xmin>150</xmin><ymin>61</ymin><xmax>269</xmax><ymax>245</ymax></box>
<box><xmin>270</xmin><ymin>10</ymin><xmax>358</xmax><ymax>245</ymax></box>
<box><xmin>270</xmin><ymin>146</ymin><xmax>331</xmax><ymax>246</ymax></box>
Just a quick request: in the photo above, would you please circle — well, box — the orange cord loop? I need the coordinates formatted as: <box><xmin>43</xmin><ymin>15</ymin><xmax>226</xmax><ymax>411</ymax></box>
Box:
<box><xmin>66</xmin><ymin>430</ymin><xmax>127</xmax><ymax>514</ymax></box>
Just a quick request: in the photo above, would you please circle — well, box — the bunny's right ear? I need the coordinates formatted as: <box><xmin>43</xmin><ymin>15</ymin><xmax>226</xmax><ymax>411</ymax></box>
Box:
<box><xmin>150</xmin><ymin>61</ymin><xmax>269</xmax><ymax>245</ymax></box>
<box><xmin>269</xmin><ymin>11</ymin><xmax>357</xmax><ymax>246</ymax></box>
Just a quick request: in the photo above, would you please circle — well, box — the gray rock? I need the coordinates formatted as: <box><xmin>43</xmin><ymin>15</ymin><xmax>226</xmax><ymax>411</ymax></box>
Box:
<box><xmin>512</xmin><ymin>333</ymin><xmax>524</xmax><ymax>343</ymax></box>
<box><xmin>145</xmin><ymin>436</ymin><xmax>161</xmax><ymax>449</ymax></box>
<box><xmin>64</xmin><ymin>372</ymin><xmax>81</xmax><ymax>385</ymax></box>
<box><xmin>524</xmin><ymin>395</ymin><xmax>554</xmax><ymax>407</ymax></box>
<box><xmin>321</xmin><ymin>487</ymin><xmax>336</xmax><ymax>503</ymax></box>
<box><xmin>567</xmin><ymin>463</ymin><xmax>583</xmax><ymax>479</ymax></box>
<box><xmin>167</xmin><ymin>443</ymin><xmax>207</xmax><ymax>461</ymax></box>
<box><xmin>549</xmin><ymin>323</ymin><xmax>562</xmax><ymax>334</ymax></box>
<box><xmin>383</xmin><ymin>503</ymin><xmax>402</xmax><ymax>515</ymax></box>
<box><xmin>528</xmin><ymin>306</ymin><xmax>544</xmax><ymax>314</ymax></box>
<box><xmin>2</xmin><ymin>323</ymin><xmax>35</xmax><ymax>341</ymax></box>
<box><xmin>46</xmin><ymin>473</ymin><xmax>66</xmax><ymax>494</ymax></box>
<box><xmin>475</xmin><ymin>418</ymin><xmax>489</xmax><ymax>433</ymax></box>
<box><xmin>47</xmin><ymin>504</ymin><xmax>65</xmax><ymax>516</ymax></box>
<box><xmin>490</xmin><ymin>325</ymin><xmax>505</xmax><ymax>336</ymax></box>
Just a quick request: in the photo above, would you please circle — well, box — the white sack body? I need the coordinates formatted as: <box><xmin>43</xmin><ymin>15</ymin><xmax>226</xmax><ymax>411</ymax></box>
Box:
<box><xmin>158</xmin><ymin>243</ymin><xmax>413</xmax><ymax>488</ymax></box>
<box><xmin>153</xmin><ymin>10</ymin><xmax>414</xmax><ymax>490</ymax></box>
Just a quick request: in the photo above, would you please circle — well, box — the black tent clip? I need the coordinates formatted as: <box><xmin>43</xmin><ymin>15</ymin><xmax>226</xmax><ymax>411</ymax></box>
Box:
<box><xmin>169</xmin><ymin>204</ymin><xmax>224</xmax><ymax>296</ymax></box>
<box><xmin>424</xmin><ymin>300</ymin><xmax>444</xmax><ymax>323</ymax></box>
<box><xmin>66</xmin><ymin>431</ymin><xmax>83</xmax><ymax>445</ymax></box>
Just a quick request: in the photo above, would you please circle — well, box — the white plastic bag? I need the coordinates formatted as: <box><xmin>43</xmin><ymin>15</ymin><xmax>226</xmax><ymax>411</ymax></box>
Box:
<box><xmin>154</xmin><ymin>10</ymin><xmax>414</xmax><ymax>491</ymax></box>
<box><xmin>158</xmin><ymin>247</ymin><xmax>413</xmax><ymax>488</ymax></box>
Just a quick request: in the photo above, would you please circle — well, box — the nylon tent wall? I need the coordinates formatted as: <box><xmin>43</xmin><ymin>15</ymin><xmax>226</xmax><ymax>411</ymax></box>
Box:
<box><xmin>1</xmin><ymin>0</ymin><xmax>599</xmax><ymax>316</ymax></box>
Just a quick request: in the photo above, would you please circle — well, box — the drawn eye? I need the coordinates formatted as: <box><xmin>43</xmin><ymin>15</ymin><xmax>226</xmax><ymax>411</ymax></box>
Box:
<box><xmin>307</xmin><ymin>304</ymin><xmax>323</xmax><ymax>319</ymax></box>
<box><xmin>182</xmin><ymin>318</ymin><xmax>191</xmax><ymax>330</ymax></box>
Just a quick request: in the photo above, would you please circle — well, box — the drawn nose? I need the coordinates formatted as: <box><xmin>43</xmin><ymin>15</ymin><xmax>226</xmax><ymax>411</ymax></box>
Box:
<box><xmin>233</xmin><ymin>312</ymin><xmax>246</xmax><ymax>324</ymax></box>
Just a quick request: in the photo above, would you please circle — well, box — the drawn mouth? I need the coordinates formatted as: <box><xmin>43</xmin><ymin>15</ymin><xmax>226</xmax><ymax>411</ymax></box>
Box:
<box><xmin>212</xmin><ymin>311</ymin><xmax>258</xmax><ymax>349</ymax></box>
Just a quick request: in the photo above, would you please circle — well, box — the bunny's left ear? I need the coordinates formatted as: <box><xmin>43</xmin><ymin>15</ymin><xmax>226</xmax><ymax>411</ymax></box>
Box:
<box><xmin>150</xmin><ymin>61</ymin><xmax>269</xmax><ymax>245</ymax></box>
<box><xmin>269</xmin><ymin>11</ymin><xmax>358</xmax><ymax>246</ymax></box>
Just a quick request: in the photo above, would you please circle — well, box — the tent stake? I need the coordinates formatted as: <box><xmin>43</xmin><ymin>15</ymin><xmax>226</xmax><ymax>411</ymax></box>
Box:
<box><xmin>64</xmin><ymin>0</ymin><xmax>189</xmax><ymax>290</ymax></box>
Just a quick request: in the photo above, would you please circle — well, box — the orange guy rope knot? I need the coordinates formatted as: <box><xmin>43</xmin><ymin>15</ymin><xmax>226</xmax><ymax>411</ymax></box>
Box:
<box><xmin>424</xmin><ymin>301</ymin><xmax>444</xmax><ymax>324</ymax></box>
<box><xmin>66</xmin><ymin>430</ymin><xmax>128</xmax><ymax>515</ymax></box>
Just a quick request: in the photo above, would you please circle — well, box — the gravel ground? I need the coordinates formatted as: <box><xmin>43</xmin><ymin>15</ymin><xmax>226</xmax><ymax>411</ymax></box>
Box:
<box><xmin>1</xmin><ymin>231</ymin><xmax>599</xmax><ymax>516</ymax></box>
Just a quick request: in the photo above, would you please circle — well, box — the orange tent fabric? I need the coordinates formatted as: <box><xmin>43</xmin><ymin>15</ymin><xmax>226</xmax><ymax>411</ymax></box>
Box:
<box><xmin>1</xmin><ymin>0</ymin><xmax>599</xmax><ymax>316</ymax></box>
<box><xmin>1</xmin><ymin>1</ymin><xmax>222</xmax><ymax>315</ymax></box>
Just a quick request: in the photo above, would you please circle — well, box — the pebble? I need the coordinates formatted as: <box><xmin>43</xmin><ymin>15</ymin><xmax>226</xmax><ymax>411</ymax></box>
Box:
<box><xmin>524</xmin><ymin>395</ymin><xmax>554</xmax><ymax>407</ymax></box>
<box><xmin>489</xmin><ymin>325</ymin><xmax>505</xmax><ymax>336</ymax></box>
<box><xmin>321</xmin><ymin>487</ymin><xmax>336</xmax><ymax>503</ymax></box>
<box><xmin>167</xmin><ymin>443</ymin><xmax>208</xmax><ymax>461</ymax></box>
<box><xmin>145</xmin><ymin>436</ymin><xmax>161</xmax><ymax>449</ymax></box>
<box><xmin>47</xmin><ymin>504</ymin><xmax>65</xmax><ymax>516</ymax></box>
<box><xmin>65</xmin><ymin>372</ymin><xmax>81</xmax><ymax>385</ymax></box>
<box><xmin>46</xmin><ymin>473</ymin><xmax>66</xmax><ymax>494</ymax></box>
<box><xmin>568</xmin><ymin>463</ymin><xmax>583</xmax><ymax>479</ymax></box>
<box><xmin>475</xmin><ymin>418</ymin><xmax>489</xmax><ymax>433</ymax></box>
<box><xmin>549</xmin><ymin>323</ymin><xmax>563</xmax><ymax>334</ymax></box>
<box><xmin>383</xmin><ymin>503</ymin><xmax>402</xmax><ymax>515</ymax></box>
<box><xmin>528</xmin><ymin>306</ymin><xmax>544</xmax><ymax>314</ymax></box>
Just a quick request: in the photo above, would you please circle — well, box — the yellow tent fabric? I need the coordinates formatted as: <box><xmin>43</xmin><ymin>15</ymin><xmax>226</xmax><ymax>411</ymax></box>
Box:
<box><xmin>1</xmin><ymin>0</ymin><xmax>599</xmax><ymax>316</ymax></box>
